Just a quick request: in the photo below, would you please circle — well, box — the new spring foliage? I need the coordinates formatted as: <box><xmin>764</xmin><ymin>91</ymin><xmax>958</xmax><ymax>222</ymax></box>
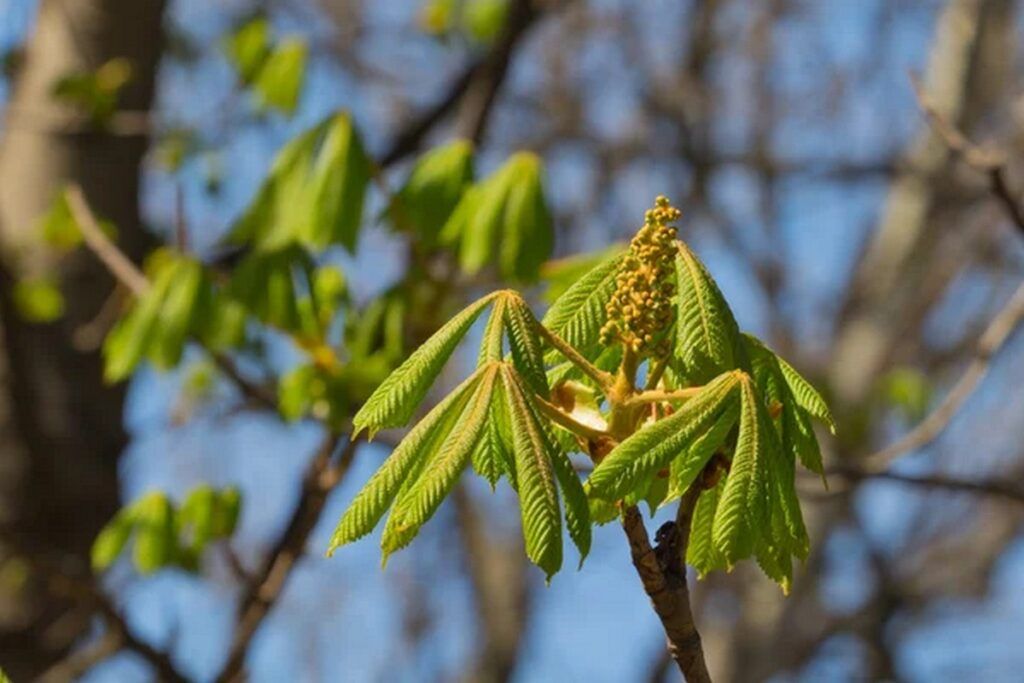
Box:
<box><xmin>329</xmin><ymin>197</ymin><xmax>832</xmax><ymax>590</ymax></box>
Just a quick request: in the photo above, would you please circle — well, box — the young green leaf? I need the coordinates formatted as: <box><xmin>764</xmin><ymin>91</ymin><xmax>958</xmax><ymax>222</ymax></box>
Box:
<box><xmin>674</xmin><ymin>242</ymin><xmax>744</xmax><ymax>383</ymax></box>
<box><xmin>381</xmin><ymin>365</ymin><xmax>499</xmax><ymax>557</ymax></box>
<box><xmin>470</xmin><ymin>373</ymin><xmax>514</xmax><ymax>488</ymax></box>
<box><xmin>587</xmin><ymin>371</ymin><xmax>741</xmax><ymax>501</ymax></box>
<box><xmin>132</xmin><ymin>493</ymin><xmax>176</xmax><ymax>575</ymax></box>
<box><xmin>540</xmin><ymin>242</ymin><xmax>627</xmax><ymax>303</ymax></box>
<box><xmin>388</xmin><ymin>140</ymin><xmax>474</xmax><ymax>244</ymax></box>
<box><xmin>503</xmin><ymin>296</ymin><xmax>548</xmax><ymax>396</ymax></box>
<box><xmin>667</xmin><ymin>398</ymin><xmax>739</xmax><ymax>501</ymax></box>
<box><xmin>212</xmin><ymin>486</ymin><xmax>243</xmax><ymax>538</ymax></box>
<box><xmin>500</xmin><ymin>155</ymin><xmax>553</xmax><ymax>282</ymax></box>
<box><xmin>777</xmin><ymin>355</ymin><xmax>836</xmax><ymax>434</ymax></box>
<box><xmin>743</xmin><ymin>334</ymin><xmax>827</xmax><ymax>477</ymax></box>
<box><xmin>520</xmin><ymin>392</ymin><xmax>591</xmax><ymax>565</ymax></box>
<box><xmin>224</xmin><ymin>17</ymin><xmax>271</xmax><ymax>83</ymax></box>
<box><xmin>228</xmin><ymin>114</ymin><xmax>370</xmax><ymax>253</ymax></box>
<box><xmin>550</xmin><ymin>443</ymin><xmax>592</xmax><ymax>565</ymax></box>
<box><xmin>502</xmin><ymin>366</ymin><xmax>563</xmax><ymax>579</ymax></box>
<box><xmin>327</xmin><ymin>371</ymin><xmax>481</xmax><ymax>554</ymax></box>
<box><xmin>305</xmin><ymin>113</ymin><xmax>371</xmax><ymax>251</ymax></box>
<box><xmin>712</xmin><ymin>376</ymin><xmax>771</xmax><ymax>565</ymax></box>
<box><xmin>103</xmin><ymin>252</ymin><xmax>183</xmax><ymax>381</ymax></box>
<box><xmin>541</xmin><ymin>251</ymin><xmax>624</xmax><ymax>362</ymax></box>
<box><xmin>353</xmin><ymin>292</ymin><xmax>499</xmax><ymax>437</ymax></box>
<box><xmin>687</xmin><ymin>478</ymin><xmax>727</xmax><ymax>577</ymax></box>
<box><xmin>148</xmin><ymin>259</ymin><xmax>204</xmax><ymax>369</ymax></box>
<box><xmin>12</xmin><ymin>277</ymin><xmax>65</xmax><ymax>323</ymax></box>
<box><xmin>253</xmin><ymin>38</ymin><xmax>307</xmax><ymax>114</ymax></box>
<box><xmin>178</xmin><ymin>485</ymin><xmax>217</xmax><ymax>553</ymax></box>
<box><xmin>477</xmin><ymin>294</ymin><xmax>507</xmax><ymax>366</ymax></box>
<box><xmin>228</xmin><ymin>246</ymin><xmax>312</xmax><ymax>331</ymax></box>
<box><xmin>442</xmin><ymin>152</ymin><xmax>553</xmax><ymax>282</ymax></box>
<box><xmin>92</xmin><ymin>508</ymin><xmax>136</xmax><ymax>572</ymax></box>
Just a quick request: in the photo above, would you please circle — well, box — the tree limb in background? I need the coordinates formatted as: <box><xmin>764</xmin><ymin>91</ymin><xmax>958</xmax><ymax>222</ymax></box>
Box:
<box><xmin>215</xmin><ymin>434</ymin><xmax>358</xmax><ymax>683</ymax></box>
<box><xmin>860</xmin><ymin>278</ymin><xmax>1024</xmax><ymax>469</ymax></box>
<box><xmin>912</xmin><ymin>75</ymin><xmax>1024</xmax><ymax>236</ymax></box>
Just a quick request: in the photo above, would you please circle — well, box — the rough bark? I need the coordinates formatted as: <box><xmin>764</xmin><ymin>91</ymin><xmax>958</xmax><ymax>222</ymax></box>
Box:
<box><xmin>0</xmin><ymin>0</ymin><xmax>165</xmax><ymax>677</ymax></box>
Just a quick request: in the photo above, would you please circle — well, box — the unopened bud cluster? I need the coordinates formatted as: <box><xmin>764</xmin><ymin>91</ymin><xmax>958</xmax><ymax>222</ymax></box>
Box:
<box><xmin>600</xmin><ymin>196</ymin><xmax>680</xmax><ymax>356</ymax></box>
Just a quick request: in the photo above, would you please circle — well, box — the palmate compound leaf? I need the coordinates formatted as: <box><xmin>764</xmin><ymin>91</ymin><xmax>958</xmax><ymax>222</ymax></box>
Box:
<box><xmin>380</xmin><ymin>364</ymin><xmax>500</xmax><ymax>559</ymax></box>
<box><xmin>388</xmin><ymin>140</ymin><xmax>474</xmax><ymax>244</ymax></box>
<box><xmin>352</xmin><ymin>291</ymin><xmax>501</xmax><ymax>438</ymax></box>
<box><xmin>327</xmin><ymin>370</ymin><xmax>483</xmax><ymax>555</ymax></box>
<box><xmin>712</xmin><ymin>375</ymin><xmax>774</xmax><ymax>566</ymax></box>
<box><xmin>440</xmin><ymin>152</ymin><xmax>553</xmax><ymax>283</ymax></box>
<box><xmin>674</xmin><ymin>242</ymin><xmax>746</xmax><ymax>384</ymax></box>
<box><xmin>228</xmin><ymin>113</ymin><xmax>370</xmax><ymax>253</ymax></box>
<box><xmin>541</xmin><ymin>250</ymin><xmax>625</xmax><ymax>363</ymax></box>
<box><xmin>500</xmin><ymin>365</ymin><xmax>564</xmax><ymax>579</ymax></box>
<box><xmin>586</xmin><ymin>371</ymin><xmax>742</xmax><ymax>503</ymax></box>
<box><xmin>687</xmin><ymin>476</ymin><xmax>727</xmax><ymax>577</ymax></box>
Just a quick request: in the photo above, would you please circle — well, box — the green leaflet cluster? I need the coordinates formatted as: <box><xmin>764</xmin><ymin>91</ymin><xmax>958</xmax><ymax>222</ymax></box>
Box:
<box><xmin>440</xmin><ymin>151</ymin><xmax>554</xmax><ymax>283</ymax></box>
<box><xmin>91</xmin><ymin>486</ymin><xmax>242</xmax><ymax>575</ymax></box>
<box><xmin>104</xmin><ymin>248</ymin><xmax>247</xmax><ymax>381</ymax></box>
<box><xmin>223</xmin><ymin>16</ymin><xmax>309</xmax><ymax>116</ymax></box>
<box><xmin>329</xmin><ymin>196</ymin><xmax>833</xmax><ymax>591</ymax></box>
<box><xmin>229</xmin><ymin>113</ymin><xmax>370</xmax><ymax>253</ymax></box>
<box><xmin>330</xmin><ymin>291</ymin><xmax>589</xmax><ymax>579</ymax></box>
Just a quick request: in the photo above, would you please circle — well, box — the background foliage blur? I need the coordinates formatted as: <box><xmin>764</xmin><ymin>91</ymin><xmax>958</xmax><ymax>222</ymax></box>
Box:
<box><xmin>2</xmin><ymin>0</ymin><xmax>1024</xmax><ymax>681</ymax></box>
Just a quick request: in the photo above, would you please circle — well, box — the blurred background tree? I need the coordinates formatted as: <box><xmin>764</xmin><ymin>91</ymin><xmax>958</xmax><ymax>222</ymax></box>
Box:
<box><xmin>1</xmin><ymin>0</ymin><xmax>1024</xmax><ymax>681</ymax></box>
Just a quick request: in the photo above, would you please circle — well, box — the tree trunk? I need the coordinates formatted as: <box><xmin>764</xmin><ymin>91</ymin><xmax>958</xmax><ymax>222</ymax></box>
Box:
<box><xmin>0</xmin><ymin>0</ymin><xmax>165</xmax><ymax>677</ymax></box>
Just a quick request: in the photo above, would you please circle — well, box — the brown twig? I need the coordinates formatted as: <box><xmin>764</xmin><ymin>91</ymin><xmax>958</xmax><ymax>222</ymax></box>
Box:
<box><xmin>621</xmin><ymin>485</ymin><xmax>711</xmax><ymax>683</ymax></box>
<box><xmin>25</xmin><ymin>551</ymin><xmax>188</xmax><ymax>682</ymax></box>
<box><xmin>38</xmin><ymin>630</ymin><xmax>122</xmax><ymax>683</ymax></box>
<box><xmin>65</xmin><ymin>185</ymin><xmax>150</xmax><ymax>297</ymax></box>
<box><xmin>213</xmin><ymin>433</ymin><xmax>359</xmax><ymax>683</ymax></box>
<box><xmin>378</xmin><ymin>0</ymin><xmax>544</xmax><ymax>165</ymax></box>
<box><xmin>65</xmin><ymin>184</ymin><xmax>278</xmax><ymax>410</ymax></box>
<box><xmin>455</xmin><ymin>0</ymin><xmax>539</xmax><ymax>143</ymax></box>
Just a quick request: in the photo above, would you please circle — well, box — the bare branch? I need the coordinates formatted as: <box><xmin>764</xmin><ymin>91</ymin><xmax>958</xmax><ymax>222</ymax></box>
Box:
<box><xmin>214</xmin><ymin>433</ymin><xmax>359</xmax><ymax>683</ymax></box>
<box><xmin>65</xmin><ymin>185</ymin><xmax>150</xmax><ymax>297</ymax></box>
<box><xmin>830</xmin><ymin>466</ymin><xmax>1024</xmax><ymax>504</ymax></box>
<box><xmin>912</xmin><ymin>76</ymin><xmax>1024</xmax><ymax>235</ymax></box>
<box><xmin>621</xmin><ymin>497</ymin><xmax>711</xmax><ymax>683</ymax></box>
<box><xmin>862</xmin><ymin>279</ymin><xmax>1024</xmax><ymax>467</ymax></box>
<box><xmin>66</xmin><ymin>184</ymin><xmax>278</xmax><ymax>410</ymax></box>
<box><xmin>22</xmin><ymin>551</ymin><xmax>187</xmax><ymax>682</ymax></box>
